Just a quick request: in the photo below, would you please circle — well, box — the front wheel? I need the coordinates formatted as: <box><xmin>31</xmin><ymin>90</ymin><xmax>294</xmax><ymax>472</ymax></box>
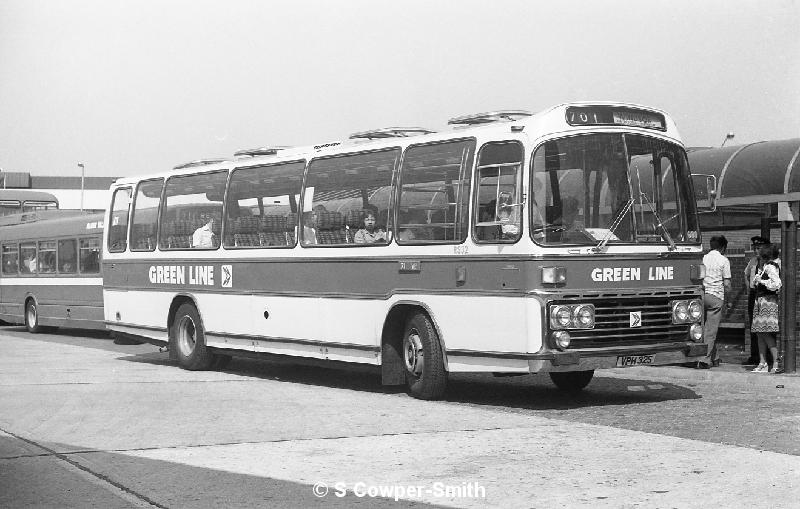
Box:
<box><xmin>402</xmin><ymin>311</ymin><xmax>447</xmax><ymax>400</ymax></box>
<box><xmin>549</xmin><ymin>370</ymin><xmax>594</xmax><ymax>393</ymax></box>
<box><xmin>25</xmin><ymin>300</ymin><xmax>42</xmax><ymax>333</ymax></box>
<box><xmin>171</xmin><ymin>303</ymin><xmax>213</xmax><ymax>370</ymax></box>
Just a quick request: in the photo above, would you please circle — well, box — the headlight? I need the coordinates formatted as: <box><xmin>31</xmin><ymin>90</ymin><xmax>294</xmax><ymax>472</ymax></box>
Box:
<box><xmin>689</xmin><ymin>323</ymin><xmax>703</xmax><ymax>341</ymax></box>
<box><xmin>573</xmin><ymin>304</ymin><xmax>595</xmax><ymax>329</ymax></box>
<box><xmin>688</xmin><ymin>299</ymin><xmax>703</xmax><ymax>322</ymax></box>
<box><xmin>551</xmin><ymin>305</ymin><xmax>573</xmax><ymax>329</ymax></box>
<box><xmin>552</xmin><ymin>331</ymin><xmax>571</xmax><ymax>350</ymax></box>
<box><xmin>674</xmin><ymin>301</ymin><xmax>689</xmax><ymax>323</ymax></box>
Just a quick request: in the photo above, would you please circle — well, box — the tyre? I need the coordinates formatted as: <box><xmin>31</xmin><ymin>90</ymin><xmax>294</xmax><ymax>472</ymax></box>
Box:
<box><xmin>25</xmin><ymin>300</ymin><xmax>42</xmax><ymax>334</ymax></box>
<box><xmin>549</xmin><ymin>370</ymin><xmax>594</xmax><ymax>393</ymax></box>
<box><xmin>402</xmin><ymin>311</ymin><xmax>447</xmax><ymax>400</ymax></box>
<box><xmin>171</xmin><ymin>303</ymin><xmax>213</xmax><ymax>370</ymax></box>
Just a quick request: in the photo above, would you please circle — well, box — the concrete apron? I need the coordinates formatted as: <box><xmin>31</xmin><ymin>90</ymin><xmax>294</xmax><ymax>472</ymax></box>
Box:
<box><xmin>1</xmin><ymin>334</ymin><xmax>799</xmax><ymax>508</ymax></box>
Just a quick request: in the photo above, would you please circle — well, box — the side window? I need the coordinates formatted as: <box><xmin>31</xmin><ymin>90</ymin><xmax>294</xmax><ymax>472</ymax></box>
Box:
<box><xmin>58</xmin><ymin>239</ymin><xmax>77</xmax><ymax>273</ymax></box>
<box><xmin>80</xmin><ymin>238</ymin><xmax>101</xmax><ymax>274</ymax></box>
<box><xmin>130</xmin><ymin>179</ymin><xmax>164</xmax><ymax>251</ymax></box>
<box><xmin>108</xmin><ymin>187</ymin><xmax>132</xmax><ymax>252</ymax></box>
<box><xmin>397</xmin><ymin>140</ymin><xmax>475</xmax><ymax>244</ymax></box>
<box><xmin>37</xmin><ymin>241</ymin><xmax>56</xmax><ymax>273</ymax></box>
<box><xmin>473</xmin><ymin>142</ymin><xmax>524</xmax><ymax>243</ymax></box>
<box><xmin>19</xmin><ymin>243</ymin><xmax>36</xmax><ymax>274</ymax></box>
<box><xmin>1</xmin><ymin>244</ymin><xmax>18</xmax><ymax>274</ymax></box>
<box><xmin>160</xmin><ymin>171</ymin><xmax>227</xmax><ymax>250</ymax></box>
<box><xmin>302</xmin><ymin>149</ymin><xmax>399</xmax><ymax>246</ymax></box>
<box><xmin>224</xmin><ymin>161</ymin><xmax>305</xmax><ymax>248</ymax></box>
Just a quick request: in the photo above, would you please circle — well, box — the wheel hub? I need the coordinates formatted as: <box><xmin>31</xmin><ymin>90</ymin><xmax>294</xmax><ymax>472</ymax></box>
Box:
<box><xmin>177</xmin><ymin>316</ymin><xmax>197</xmax><ymax>357</ymax></box>
<box><xmin>404</xmin><ymin>329</ymin><xmax>424</xmax><ymax>377</ymax></box>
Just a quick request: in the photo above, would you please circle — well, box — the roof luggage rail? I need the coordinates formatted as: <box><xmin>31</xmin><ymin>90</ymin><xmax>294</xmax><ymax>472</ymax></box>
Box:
<box><xmin>172</xmin><ymin>158</ymin><xmax>226</xmax><ymax>170</ymax></box>
<box><xmin>233</xmin><ymin>146</ymin><xmax>291</xmax><ymax>158</ymax></box>
<box><xmin>447</xmin><ymin>110</ymin><xmax>533</xmax><ymax>126</ymax></box>
<box><xmin>348</xmin><ymin>127</ymin><xmax>436</xmax><ymax>140</ymax></box>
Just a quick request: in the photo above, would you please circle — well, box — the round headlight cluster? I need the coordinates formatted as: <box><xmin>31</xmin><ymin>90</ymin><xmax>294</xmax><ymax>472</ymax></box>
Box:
<box><xmin>672</xmin><ymin>299</ymin><xmax>703</xmax><ymax>324</ymax></box>
<box><xmin>550</xmin><ymin>304</ymin><xmax>595</xmax><ymax>330</ymax></box>
<box><xmin>689</xmin><ymin>323</ymin><xmax>703</xmax><ymax>341</ymax></box>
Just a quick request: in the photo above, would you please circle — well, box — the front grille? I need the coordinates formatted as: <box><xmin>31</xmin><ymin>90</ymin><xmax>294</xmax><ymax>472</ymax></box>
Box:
<box><xmin>553</xmin><ymin>290</ymin><xmax>698</xmax><ymax>348</ymax></box>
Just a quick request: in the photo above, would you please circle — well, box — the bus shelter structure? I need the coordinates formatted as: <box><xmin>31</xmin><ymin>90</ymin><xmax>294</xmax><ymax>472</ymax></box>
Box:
<box><xmin>688</xmin><ymin>138</ymin><xmax>800</xmax><ymax>372</ymax></box>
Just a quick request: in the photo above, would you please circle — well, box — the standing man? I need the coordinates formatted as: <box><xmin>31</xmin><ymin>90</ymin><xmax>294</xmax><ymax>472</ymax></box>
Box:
<box><xmin>743</xmin><ymin>236</ymin><xmax>770</xmax><ymax>365</ymax></box>
<box><xmin>700</xmin><ymin>235</ymin><xmax>731</xmax><ymax>369</ymax></box>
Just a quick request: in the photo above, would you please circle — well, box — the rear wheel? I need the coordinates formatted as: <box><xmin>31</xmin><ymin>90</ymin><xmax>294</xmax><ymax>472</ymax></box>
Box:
<box><xmin>549</xmin><ymin>370</ymin><xmax>594</xmax><ymax>393</ymax></box>
<box><xmin>171</xmin><ymin>303</ymin><xmax>213</xmax><ymax>370</ymax></box>
<box><xmin>402</xmin><ymin>311</ymin><xmax>447</xmax><ymax>400</ymax></box>
<box><xmin>24</xmin><ymin>300</ymin><xmax>41</xmax><ymax>333</ymax></box>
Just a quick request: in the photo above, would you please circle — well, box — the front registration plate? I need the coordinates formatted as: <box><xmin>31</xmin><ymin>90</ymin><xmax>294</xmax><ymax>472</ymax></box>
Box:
<box><xmin>616</xmin><ymin>355</ymin><xmax>655</xmax><ymax>367</ymax></box>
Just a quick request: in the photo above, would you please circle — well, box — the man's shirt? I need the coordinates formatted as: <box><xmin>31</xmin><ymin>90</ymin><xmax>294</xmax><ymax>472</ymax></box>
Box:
<box><xmin>703</xmin><ymin>249</ymin><xmax>731</xmax><ymax>300</ymax></box>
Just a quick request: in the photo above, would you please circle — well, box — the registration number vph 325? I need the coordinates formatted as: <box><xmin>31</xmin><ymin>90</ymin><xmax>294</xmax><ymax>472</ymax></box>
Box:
<box><xmin>616</xmin><ymin>355</ymin><xmax>655</xmax><ymax>367</ymax></box>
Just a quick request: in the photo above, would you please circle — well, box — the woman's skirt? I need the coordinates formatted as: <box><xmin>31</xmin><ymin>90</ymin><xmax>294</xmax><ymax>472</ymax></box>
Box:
<box><xmin>751</xmin><ymin>294</ymin><xmax>779</xmax><ymax>333</ymax></box>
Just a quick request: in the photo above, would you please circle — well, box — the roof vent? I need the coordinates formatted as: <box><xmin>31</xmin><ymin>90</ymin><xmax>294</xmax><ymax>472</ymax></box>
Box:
<box><xmin>349</xmin><ymin>127</ymin><xmax>436</xmax><ymax>140</ymax></box>
<box><xmin>233</xmin><ymin>146</ymin><xmax>291</xmax><ymax>158</ymax></box>
<box><xmin>447</xmin><ymin>110</ymin><xmax>532</xmax><ymax>126</ymax></box>
<box><xmin>172</xmin><ymin>158</ymin><xmax>226</xmax><ymax>170</ymax></box>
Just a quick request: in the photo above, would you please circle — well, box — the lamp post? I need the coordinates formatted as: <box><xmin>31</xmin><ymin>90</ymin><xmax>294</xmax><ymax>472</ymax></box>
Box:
<box><xmin>721</xmin><ymin>132</ymin><xmax>735</xmax><ymax>147</ymax></box>
<box><xmin>78</xmin><ymin>163</ymin><xmax>85</xmax><ymax>211</ymax></box>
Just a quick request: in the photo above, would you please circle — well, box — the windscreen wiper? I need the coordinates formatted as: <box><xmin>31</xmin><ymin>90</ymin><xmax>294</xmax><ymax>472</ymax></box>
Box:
<box><xmin>592</xmin><ymin>198</ymin><xmax>633</xmax><ymax>253</ymax></box>
<box><xmin>639</xmin><ymin>192</ymin><xmax>677</xmax><ymax>251</ymax></box>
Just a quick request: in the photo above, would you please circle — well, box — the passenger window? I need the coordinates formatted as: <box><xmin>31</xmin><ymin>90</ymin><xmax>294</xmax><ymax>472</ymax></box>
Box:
<box><xmin>397</xmin><ymin>140</ymin><xmax>475</xmax><ymax>244</ymax></box>
<box><xmin>302</xmin><ymin>149</ymin><xmax>398</xmax><ymax>246</ymax></box>
<box><xmin>37</xmin><ymin>241</ymin><xmax>56</xmax><ymax>273</ymax></box>
<box><xmin>19</xmin><ymin>243</ymin><xmax>36</xmax><ymax>274</ymax></box>
<box><xmin>160</xmin><ymin>171</ymin><xmax>227</xmax><ymax>250</ymax></box>
<box><xmin>473</xmin><ymin>142</ymin><xmax>524</xmax><ymax>243</ymax></box>
<box><xmin>224</xmin><ymin>161</ymin><xmax>305</xmax><ymax>248</ymax></box>
<box><xmin>108</xmin><ymin>187</ymin><xmax>132</xmax><ymax>252</ymax></box>
<box><xmin>1</xmin><ymin>244</ymin><xmax>18</xmax><ymax>274</ymax></box>
<box><xmin>130</xmin><ymin>179</ymin><xmax>163</xmax><ymax>251</ymax></box>
<box><xmin>80</xmin><ymin>238</ymin><xmax>101</xmax><ymax>273</ymax></box>
<box><xmin>58</xmin><ymin>239</ymin><xmax>77</xmax><ymax>273</ymax></box>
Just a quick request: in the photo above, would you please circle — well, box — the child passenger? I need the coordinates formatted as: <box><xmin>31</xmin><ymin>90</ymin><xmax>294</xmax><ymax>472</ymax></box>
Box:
<box><xmin>354</xmin><ymin>208</ymin><xmax>386</xmax><ymax>244</ymax></box>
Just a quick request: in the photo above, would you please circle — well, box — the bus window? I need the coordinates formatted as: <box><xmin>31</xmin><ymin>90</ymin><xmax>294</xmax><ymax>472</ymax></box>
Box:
<box><xmin>19</xmin><ymin>243</ymin><xmax>36</xmax><ymax>274</ymax></box>
<box><xmin>1</xmin><ymin>244</ymin><xmax>18</xmax><ymax>274</ymax></box>
<box><xmin>80</xmin><ymin>238</ymin><xmax>101</xmax><ymax>273</ymax></box>
<box><xmin>58</xmin><ymin>239</ymin><xmax>77</xmax><ymax>273</ymax></box>
<box><xmin>130</xmin><ymin>179</ymin><xmax>163</xmax><ymax>251</ymax></box>
<box><xmin>302</xmin><ymin>149</ymin><xmax>398</xmax><ymax>246</ymax></box>
<box><xmin>160</xmin><ymin>171</ymin><xmax>226</xmax><ymax>250</ymax></box>
<box><xmin>37</xmin><ymin>241</ymin><xmax>56</xmax><ymax>273</ymax></box>
<box><xmin>109</xmin><ymin>188</ymin><xmax>132</xmax><ymax>252</ymax></box>
<box><xmin>473</xmin><ymin>142</ymin><xmax>523</xmax><ymax>243</ymax></box>
<box><xmin>79</xmin><ymin>238</ymin><xmax>101</xmax><ymax>273</ymax></box>
<box><xmin>224</xmin><ymin>161</ymin><xmax>305</xmax><ymax>248</ymax></box>
<box><xmin>397</xmin><ymin>140</ymin><xmax>475</xmax><ymax>244</ymax></box>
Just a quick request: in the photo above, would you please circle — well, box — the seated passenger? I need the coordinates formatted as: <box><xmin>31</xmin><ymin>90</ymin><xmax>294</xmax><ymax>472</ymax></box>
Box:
<box><xmin>192</xmin><ymin>214</ymin><xmax>217</xmax><ymax>248</ymax></box>
<box><xmin>353</xmin><ymin>208</ymin><xmax>386</xmax><ymax>244</ymax></box>
<box><xmin>497</xmin><ymin>192</ymin><xmax>519</xmax><ymax>239</ymax></box>
<box><xmin>558</xmin><ymin>196</ymin><xmax>593</xmax><ymax>243</ymax></box>
<box><xmin>302</xmin><ymin>204</ymin><xmax>327</xmax><ymax>245</ymax></box>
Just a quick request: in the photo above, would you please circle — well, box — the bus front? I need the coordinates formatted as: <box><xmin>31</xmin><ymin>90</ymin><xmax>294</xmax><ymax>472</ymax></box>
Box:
<box><xmin>528</xmin><ymin>105</ymin><xmax>707</xmax><ymax>386</ymax></box>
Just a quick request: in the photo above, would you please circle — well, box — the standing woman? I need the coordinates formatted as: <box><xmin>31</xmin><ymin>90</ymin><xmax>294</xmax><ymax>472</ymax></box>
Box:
<box><xmin>751</xmin><ymin>243</ymin><xmax>782</xmax><ymax>373</ymax></box>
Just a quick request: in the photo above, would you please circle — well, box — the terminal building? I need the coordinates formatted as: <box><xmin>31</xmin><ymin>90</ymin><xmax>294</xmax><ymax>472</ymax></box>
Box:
<box><xmin>0</xmin><ymin>171</ymin><xmax>116</xmax><ymax>211</ymax></box>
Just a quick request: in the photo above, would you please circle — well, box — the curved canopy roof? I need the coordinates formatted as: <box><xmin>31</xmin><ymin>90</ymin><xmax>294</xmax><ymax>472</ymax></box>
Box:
<box><xmin>687</xmin><ymin>138</ymin><xmax>800</xmax><ymax>206</ymax></box>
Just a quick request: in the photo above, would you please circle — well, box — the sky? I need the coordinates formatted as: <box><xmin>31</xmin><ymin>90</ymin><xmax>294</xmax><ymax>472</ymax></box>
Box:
<box><xmin>1</xmin><ymin>0</ymin><xmax>798</xmax><ymax>179</ymax></box>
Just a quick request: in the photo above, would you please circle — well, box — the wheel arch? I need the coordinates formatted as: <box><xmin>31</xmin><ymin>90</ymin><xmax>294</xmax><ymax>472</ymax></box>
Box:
<box><xmin>380</xmin><ymin>300</ymin><xmax>449</xmax><ymax>386</ymax></box>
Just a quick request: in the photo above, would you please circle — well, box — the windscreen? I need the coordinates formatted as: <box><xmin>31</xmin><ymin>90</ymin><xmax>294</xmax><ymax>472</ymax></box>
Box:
<box><xmin>531</xmin><ymin>133</ymin><xmax>699</xmax><ymax>246</ymax></box>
